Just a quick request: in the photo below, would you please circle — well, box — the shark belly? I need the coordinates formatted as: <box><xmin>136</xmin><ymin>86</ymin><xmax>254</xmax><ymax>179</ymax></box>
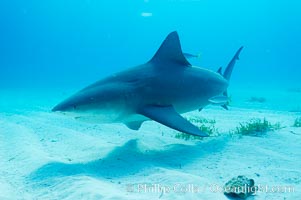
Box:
<box><xmin>172</xmin><ymin>96</ymin><xmax>210</xmax><ymax>114</ymax></box>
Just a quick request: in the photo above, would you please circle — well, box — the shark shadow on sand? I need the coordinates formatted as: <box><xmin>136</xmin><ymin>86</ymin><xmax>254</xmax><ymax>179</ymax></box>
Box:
<box><xmin>29</xmin><ymin>138</ymin><xmax>228</xmax><ymax>181</ymax></box>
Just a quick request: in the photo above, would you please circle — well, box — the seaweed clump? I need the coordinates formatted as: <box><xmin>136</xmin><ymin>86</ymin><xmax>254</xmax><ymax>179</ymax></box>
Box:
<box><xmin>175</xmin><ymin>117</ymin><xmax>218</xmax><ymax>140</ymax></box>
<box><xmin>293</xmin><ymin>117</ymin><xmax>301</xmax><ymax>127</ymax></box>
<box><xmin>233</xmin><ymin>118</ymin><xmax>281</xmax><ymax>136</ymax></box>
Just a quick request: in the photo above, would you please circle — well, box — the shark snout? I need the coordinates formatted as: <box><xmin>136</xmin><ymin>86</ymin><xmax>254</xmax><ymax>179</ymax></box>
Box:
<box><xmin>52</xmin><ymin>92</ymin><xmax>95</xmax><ymax>112</ymax></box>
<box><xmin>52</xmin><ymin>100</ymin><xmax>78</xmax><ymax>112</ymax></box>
<box><xmin>52</xmin><ymin>103</ymin><xmax>69</xmax><ymax>112</ymax></box>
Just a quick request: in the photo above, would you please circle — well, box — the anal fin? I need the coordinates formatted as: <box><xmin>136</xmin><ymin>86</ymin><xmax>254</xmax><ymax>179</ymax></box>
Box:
<box><xmin>221</xmin><ymin>104</ymin><xmax>229</xmax><ymax>110</ymax></box>
<box><xmin>138</xmin><ymin>105</ymin><xmax>208</xmax><ymax>137</ymax></box>
<box><xmin>125</xmin><ymin>121</ymin><xmax>143</xmax><ymax>130</ymax></box>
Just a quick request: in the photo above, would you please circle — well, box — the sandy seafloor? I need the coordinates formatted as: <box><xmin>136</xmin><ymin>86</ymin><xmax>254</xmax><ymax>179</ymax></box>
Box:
<box><xmin>0</xmin><ymin>87</ymin><xmax>301</xmax><ymax>200</ymax></box>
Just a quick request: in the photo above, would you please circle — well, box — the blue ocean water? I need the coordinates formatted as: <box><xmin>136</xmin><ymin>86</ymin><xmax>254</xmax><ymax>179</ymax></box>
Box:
<box><xmin>1</xmin><ymin>0</ymin><xmax>300</xmax><ymax>91</ymax></box>
<box><xmin>1</xmin><ymin>2</ymin><xmax>301</xmax><ymax>199</ymax></box>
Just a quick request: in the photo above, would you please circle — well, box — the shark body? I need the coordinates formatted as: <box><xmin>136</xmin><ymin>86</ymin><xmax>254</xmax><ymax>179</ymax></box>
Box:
<box><xmin>53</xmin><ymin>31</ymin><xmax>243</xmax><ymax>137</ymax></box>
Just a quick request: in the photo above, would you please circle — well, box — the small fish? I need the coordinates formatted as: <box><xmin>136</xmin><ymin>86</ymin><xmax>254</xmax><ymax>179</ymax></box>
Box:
<box><xmin>209</xmin><ymin>95</ymin><xmax>229</xmax><ymax>105</ymax></box>
<box><xmin>183</xmin><ymin>52</ymin><xmax>201</xmax><ymax>59</ymax></box>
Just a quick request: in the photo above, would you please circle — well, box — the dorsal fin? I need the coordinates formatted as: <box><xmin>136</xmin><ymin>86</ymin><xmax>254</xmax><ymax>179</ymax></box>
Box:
<box><xmin>217</xmin><ymin>67</ymin><xmax>223</xmax><ymax>75</ymax></box>
<box><xmin>149</xmin><ymin>31</ymin><xmax>191</xmax><ymax>67</ymax></box>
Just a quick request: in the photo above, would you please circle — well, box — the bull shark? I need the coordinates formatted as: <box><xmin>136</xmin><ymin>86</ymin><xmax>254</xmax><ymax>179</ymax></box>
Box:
<box><xmin>52</xmin><ymin>31</ymin><xmax>243</xmax><ymax>137</ymax></box>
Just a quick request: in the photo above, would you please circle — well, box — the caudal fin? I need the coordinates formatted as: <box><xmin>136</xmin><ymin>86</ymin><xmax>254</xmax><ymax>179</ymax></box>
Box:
<box><xmin>220</xmin><ymin>46</ymin><xmax>243</xmax><ymax>110</ymax></box>
<box><xmin>223</xmin><ymin>46</ymin><xmax>243</xmax><ymax>81</ymax></box>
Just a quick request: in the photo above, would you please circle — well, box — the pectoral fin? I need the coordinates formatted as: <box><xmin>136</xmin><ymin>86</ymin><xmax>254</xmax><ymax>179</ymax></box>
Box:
<box><xmin>138</xmin><ymin>105</ymin><xmax>208</xmax><ymax>137</ymax></box>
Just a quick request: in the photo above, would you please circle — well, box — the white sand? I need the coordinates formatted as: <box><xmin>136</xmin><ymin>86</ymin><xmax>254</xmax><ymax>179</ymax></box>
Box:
<box><xmin>0</xmin><ymin>89</ymin><xmax>300</xmax><ymax>199</ymax></box>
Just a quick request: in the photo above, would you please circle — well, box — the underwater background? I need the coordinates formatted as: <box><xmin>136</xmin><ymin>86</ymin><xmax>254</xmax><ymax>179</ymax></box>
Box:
<box><xmin>1</xmin><ymin>0</ymin><xmax>300</xmax><ymax>91</ymax></box>
<box><xmin>0</xmin><ymin>1</ymin><xmax>301</xmax><ymax>200</ymax></box>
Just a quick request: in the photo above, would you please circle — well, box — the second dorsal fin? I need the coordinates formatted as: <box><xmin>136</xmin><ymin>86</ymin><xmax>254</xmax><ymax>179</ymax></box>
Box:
<box><xmin>149</xmin><ymin>31</ymin><xmax>191</xmax><ymax>67</ymax></box>
<box><xmin>217</xmin><ymin>67</ymin><xmax>223</xmax><ymax>75</ymax></box>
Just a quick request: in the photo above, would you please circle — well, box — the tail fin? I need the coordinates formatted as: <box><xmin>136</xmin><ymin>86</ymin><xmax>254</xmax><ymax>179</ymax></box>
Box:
<box><xmin>223</xmin><ymin>46</ymin><xmax>243</xmax><ymax>81</ymax></box>
<box><xmin>221</xmin><ymin>46</ymin><xmax>243</xmax><ymax>110</ymax></box>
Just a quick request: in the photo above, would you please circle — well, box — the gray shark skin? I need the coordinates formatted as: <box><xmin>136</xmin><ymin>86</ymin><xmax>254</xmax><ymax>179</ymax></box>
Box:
<box><xmin>52</xmin><ymin>31</ymin><xmax>243</xmax><ymax>137</ymax></box>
